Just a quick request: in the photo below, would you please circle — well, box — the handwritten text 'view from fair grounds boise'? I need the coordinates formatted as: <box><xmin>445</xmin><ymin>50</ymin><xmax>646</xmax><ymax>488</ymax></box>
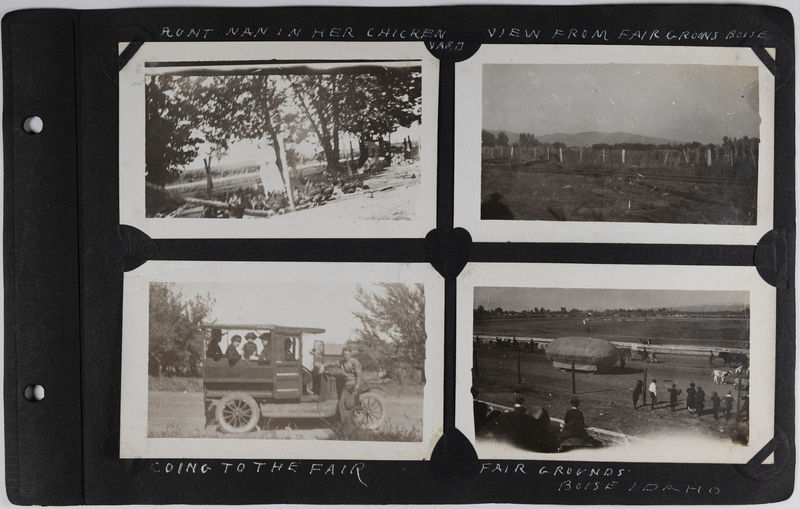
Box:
<box><xmin>159</xmin><ymin>26</ymin><xmax>768</xmax><ymax>43</ymax></box>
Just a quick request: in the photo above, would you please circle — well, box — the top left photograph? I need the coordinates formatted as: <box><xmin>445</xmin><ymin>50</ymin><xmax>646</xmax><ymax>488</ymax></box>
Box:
<box><xmin>119</xmin><ymin>42</ymin><xmax>439</xmax><ymax>238</ymax></box>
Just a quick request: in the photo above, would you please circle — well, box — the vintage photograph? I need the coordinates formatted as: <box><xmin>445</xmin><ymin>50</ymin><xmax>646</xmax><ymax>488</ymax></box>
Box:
<box><xmin>120</xmin><ymin>262</ymin><xmax>444</xmax><ymax>459</ymax></box>
<box><xmin>456</xmin><ymin>264</ymin><xmax>775</xmax><ymax>463</ymax></box>
<box><xmin>120</xmin><ymin>42</ymin><xmax>438</xmax><ymax>238</ymax></box>
<box><xmin>455</xmin><ymin>45</ymin><xmax>775</xmax><ymax>244</ymax></box>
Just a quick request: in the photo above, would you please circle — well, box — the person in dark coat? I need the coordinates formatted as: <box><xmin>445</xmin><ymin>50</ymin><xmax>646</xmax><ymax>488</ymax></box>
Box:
<box><xmin>226</xmin><ymin>335</ymin><xmax>242</xmax><ymax>366</ymax></box>
<box><xmin>206</xmin><ymin>335</ymin><xmax>224</xmax><ymax>361</ymax></box>
<box><xmin>480</xmin><ymin>193</ymin><xmax>514</xmax><ymax>220</ymax></box>
<box><xmin>695</xmin><ymin>387</ymin><xmax>706</xmax><ymax>416</ymax></box>
<box><xmin>632</xmin><ymin>380</ymin><xmax>644</xmax><ymax>409</ymax></box>
<box><xmin>686</xmin><ymin>383</ymin><xmax>697</xmax><ymax>413</ymax></box>
<box><xmin>667</xmin><ymin>383</ymin><xmax>682</xmax><ymax>412</ymax></box>
<box><xmin>257</xmin><ymin>333</ymin><xmax>272</xmax><ymax>364</ymax></box>
<box><xmin>242</xmin><ymin>332</ymin><xmax>259</xmax><ymax>359</ymax></box>
<box><xmin>710</xmin><ymin>391</ymin><xmax>721</xmax><ymax>420</ymax></box>
<box><xmin>472</xmin><ymin>388</ymin><xmax>490</xmax><ymax>434</ymax></box>
<box><xmin>737</xmin><ymin>394</ymin><xmax>749</xmax><ymax>421</ymax></box>
<box><xmin>559</xmin><ymin>398</ymin><xmax>588</xmax><ymax>440</ymax></box>
<box><xmin>723</xmin><ymin>391</ymin><xmax>734</xmax><ymax>420</ymax></box>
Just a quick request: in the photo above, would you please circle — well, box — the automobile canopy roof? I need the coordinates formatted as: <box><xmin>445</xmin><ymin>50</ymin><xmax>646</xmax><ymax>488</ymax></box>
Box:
<box><xmin>199</xmin><ymin>324</ymin><xmax>326</xmax><ymax>335</ymax></box>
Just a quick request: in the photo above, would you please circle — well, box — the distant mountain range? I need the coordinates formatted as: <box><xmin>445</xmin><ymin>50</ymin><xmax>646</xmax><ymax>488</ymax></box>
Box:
<box><xmin>484</xmin><ymin>129</ymin><xmax>682</xmax><ymax>147</ymax></box>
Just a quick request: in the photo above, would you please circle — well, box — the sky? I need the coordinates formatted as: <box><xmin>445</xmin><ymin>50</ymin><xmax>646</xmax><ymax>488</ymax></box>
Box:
<box><xmin>473</xmin><ymin>287</ymin><xmax>749</xmax><ymax>312</ymax></box>
<box><xmin>483</xmin><ymin>64</ymin><xmax>761</xmax><ymax>144</ymax></box>
<box><xmin>165</xmin><ymin>281</ymin><xmax>376</xmax><ymax>345</ymax></box>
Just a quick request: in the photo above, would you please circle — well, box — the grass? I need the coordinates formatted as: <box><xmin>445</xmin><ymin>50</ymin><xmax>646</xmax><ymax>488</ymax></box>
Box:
<box><xmin>148</xmin><ymin>376</ymin><xmax>203</xmax><ymax>392</ymax></box>
<box><xmin>325</xmin><ymin>419</ymin><xmax>422</xmax><ymax>442</ymax></box>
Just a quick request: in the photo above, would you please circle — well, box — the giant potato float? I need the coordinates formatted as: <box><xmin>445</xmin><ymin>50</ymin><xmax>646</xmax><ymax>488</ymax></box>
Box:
<box><xmin>545</xmin><ymin>336</ymin><xmax>620</xmax><ymax>372</ymax></box>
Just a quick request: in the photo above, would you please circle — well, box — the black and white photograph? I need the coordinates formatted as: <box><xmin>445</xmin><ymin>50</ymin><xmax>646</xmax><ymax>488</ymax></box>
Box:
<box><xmin>120</xmin><ymin>262</ymin><xmax>444</xmax><ymax>460</ymax></box>
<box><xmin>456</xmin><ymin>264</ymin><xmax>775</xmax><ymax>463</ymax></box>
<box><xmin>120</xmin><ymin>42</ymin><xmax>438</xmax><ymax>238</ymax></box>
<box><xmin>455</xmin><ymin>45</ymin><xmax>775</xmax><ymax>244</ymax></box>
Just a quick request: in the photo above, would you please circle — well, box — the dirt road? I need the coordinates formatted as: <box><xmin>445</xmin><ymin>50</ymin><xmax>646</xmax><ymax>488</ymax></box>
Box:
<box><xmin>148</xmin><ymin>389</ymin><xmax>423</xmax><ymax>440</ymax></box>
<box><xmin>473</xmin><ymin>348</ymin><xmax>750</xmax><ymax>443</ymax></box>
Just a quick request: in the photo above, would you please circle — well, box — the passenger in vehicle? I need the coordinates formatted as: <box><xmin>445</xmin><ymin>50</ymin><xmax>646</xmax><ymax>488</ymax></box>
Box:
<box><xmin>206</xmin><ymin>333</ymin><xmax>224</xmax><ymax>361</ymax></box>
<box><xmin>243</xmin><ymin>332</ymin><xmax>259</xmax><ymax>360</ymax></box>
<box><xmin>284</xmin><ymin>338</ymin><xmax>295</xmax><ymax>361</ymax></box>
<box><xmin>257</xmin><ymin>333</ymin><xmax>272</xmax><ymax>364</ymax></box>
<box><xmin>226</xmin><ymin>335</ymin><xmax>242</xmax><ymax>366</ymax></box>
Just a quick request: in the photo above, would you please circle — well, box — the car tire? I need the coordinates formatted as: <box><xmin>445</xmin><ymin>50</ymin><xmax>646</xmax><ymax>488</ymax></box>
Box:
<box><xmin>352</xmin><ymin>392</ymin><xmax>387</xmax><ymax>430</ymax></box>
<box><xmin>216</xmin><ymin>393</ymin><xmax>260</xmax><ymax>433</ymax></box>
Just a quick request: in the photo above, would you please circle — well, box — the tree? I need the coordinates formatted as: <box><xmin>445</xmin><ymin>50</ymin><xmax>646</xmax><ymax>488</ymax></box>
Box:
<box><xmin>351</xmin><ymin>283</ymin><xmax>427</xmax><ymax>383</ymax></box>
<box><xmin>145</xmin><ymin>75</ymin><xmax>204</xmax><ymax>186</ymax></box>
<box><xmin>149</xmin><ymin>283</ymin><xmax>214</xmax><ymax>377</ymax></box>
<box><xmin>290</xmin><ymin>66</ymin><xmax>422</xmax><ymax>172</ymax></box>
<box><xmin>482</xmin><ymin>130</ymin><xmax>498</xmax><ymax>147</ymax></box>
<box><xmin>497</xmin><ymin>131</ymin><xmax>509</xmax><ymax>146</ymax></box>
<box><xmin>338</xmin><ymin>68</ymin><xmax>422</xmax><ymax>167</ymax></box>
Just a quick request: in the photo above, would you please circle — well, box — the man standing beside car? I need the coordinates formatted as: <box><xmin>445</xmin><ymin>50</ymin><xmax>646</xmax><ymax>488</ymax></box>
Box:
<box><xmin>328</xmin><ymin>346</ymin><xmax>362</xmax><ymax>423</ymax></box>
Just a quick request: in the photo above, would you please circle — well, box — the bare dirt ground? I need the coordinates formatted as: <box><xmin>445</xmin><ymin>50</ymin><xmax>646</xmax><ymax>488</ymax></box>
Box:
<box><xmin>253</xmin><ymin>163</ymin><xmax>422</xmax><ymax>222</ymax></box>
<box><xmin>482</xmin><ymin>165</ymin><xmax>757</xmax><ymax>224</ymax></box>
<box><xmin>148</xmin><ymin>384</ymin><xmax>424</xmax><ymax>441</ymax></box>
<box><xmin>473</xmin><ymin>348</ymin><xmax>750</xmax><ymax>444</ymax></box>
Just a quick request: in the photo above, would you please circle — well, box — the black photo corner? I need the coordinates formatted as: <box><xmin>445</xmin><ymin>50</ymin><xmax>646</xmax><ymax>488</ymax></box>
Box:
<box><xmin>2</xmin><ymin>2</ymin><xmax>796</xmax><ymax>506</ymax></box>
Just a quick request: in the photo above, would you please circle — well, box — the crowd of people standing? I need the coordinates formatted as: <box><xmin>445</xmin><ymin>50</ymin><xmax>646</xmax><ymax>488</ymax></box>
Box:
<box><xmin>631</xmin><ymin>378</ymin><xmax>746</xmax><ymax>421</ymax></box>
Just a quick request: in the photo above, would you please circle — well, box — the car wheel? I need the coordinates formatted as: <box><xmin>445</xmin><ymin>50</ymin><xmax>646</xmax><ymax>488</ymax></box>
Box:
<box><xmin>352</xmin><ymin>392</ymin><xmax>387</xmax><ymax>430</ymax></box>
<box><xmin>216</xmin><ymin>393</ymin><xmax>260</xmax><ymax>433</ymax></box>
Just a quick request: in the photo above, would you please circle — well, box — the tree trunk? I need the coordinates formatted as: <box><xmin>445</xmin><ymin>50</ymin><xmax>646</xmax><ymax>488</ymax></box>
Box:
<box><xmin>203</xmin><ymin>157</ymin><xmax>214</xmax><ymax>198</ymax></box>
<box><xmin>357</xmin><ymin>137</ymin><xmax>369</xmax><ymax>167</ymax></box>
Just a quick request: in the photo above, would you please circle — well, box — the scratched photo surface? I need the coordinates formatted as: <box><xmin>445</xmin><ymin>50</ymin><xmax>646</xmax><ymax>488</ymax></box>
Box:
<box><xmin>455</xmin><ymin>45</ymin><xmax>775</xmax><ymax>244</ymax></box>
<box><xmin>120</xmin><ymin>42</ymin><xmax>438</xmax><ymax>239</ymax></box>
<box><xmin>456</xmin><ymin>264</ymin><xmax>775</xmax><ymax>463</ymax></box>
<box><xmin>120</xmin><ymin>262</ymin><xmax>444</xmax><ymax>460</ymax></box>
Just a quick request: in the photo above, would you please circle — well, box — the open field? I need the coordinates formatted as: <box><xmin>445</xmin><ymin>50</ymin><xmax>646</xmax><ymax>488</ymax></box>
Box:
<box><xmin>147</xmin><ymin>381</ymin><xmax>424</xmax><ymax>441</ymax></box>
<box><xmin>473</xmin><ymin>348</ymin><xmax>750</xmax><ymax>444</ymax></box>
<box><xmin>481</xmin><ymin>163</ymin><xmax>757</xmax><ymax>224</ymax></box>
<box><xmin>474</xmin><ymin>316</ymin><xmax>750</xmax><ymax>350</ymax></box>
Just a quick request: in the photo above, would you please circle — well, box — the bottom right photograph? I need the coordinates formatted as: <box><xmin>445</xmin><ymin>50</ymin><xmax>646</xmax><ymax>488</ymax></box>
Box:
<box><xmin>456</xmin><ymin>263</ymin><xmax>775</xmax><ymax>464</ymax></box>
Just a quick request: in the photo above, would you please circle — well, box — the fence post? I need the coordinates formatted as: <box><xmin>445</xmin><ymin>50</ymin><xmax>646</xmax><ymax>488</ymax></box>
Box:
<box><xmin>571</xmin><ymin>360</ymin><xmax>576</xmax><ymax>394</ymax></box>
<box><xmin>580</xmin><ymin>148</ymin><xmax>583</xmax><ymax>162</ymax></box>
<box><xmin>547</xmin><ymin>146</ymin><xmax>550</xmax><ymax>160</ymax></box>
<box><xmin>559</xmin><ymin>147</ymin><xmax>563</xmax><ymax>163</ymax></box>
<box><xmin>601</xmin><ymin>149</ymin><xmax>606</xmax><ymax>162</ymax></box>
<box><xmin>663</xmin><ymin>151</ymin><xmax>669</xmax><ymax>165</ymax></box>
<box><xmin>622</xmin><ymin>149</ymin><xmax>625</xmax><ymax>164</ymax></box>
<box><xmin>706</xmin><ymin>148</ymin><xmax>712</xmax><ymax>167</ymax></box>
<box><xmin>643</xmin><ymin>367</ymin><xmax>648</xmax><ymax>406</ymax></box>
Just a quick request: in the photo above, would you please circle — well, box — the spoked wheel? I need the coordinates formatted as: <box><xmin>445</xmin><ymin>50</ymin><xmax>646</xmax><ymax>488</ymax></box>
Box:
<box><xmin>352</xmin><ymin>392</ymin><xmax>387</xmax><ymax>430</ymax></box>
<box><xmin>216</xmin><ymin>393</ymin><xmax>260</xmax><ymax>433</ymax></box>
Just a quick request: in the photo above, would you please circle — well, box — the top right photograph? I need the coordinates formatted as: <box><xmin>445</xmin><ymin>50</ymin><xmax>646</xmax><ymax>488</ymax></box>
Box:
<box><xmin>455</xmin><ymin>45</ymin><xmax>775</xmax><ymax>244</ymax></box>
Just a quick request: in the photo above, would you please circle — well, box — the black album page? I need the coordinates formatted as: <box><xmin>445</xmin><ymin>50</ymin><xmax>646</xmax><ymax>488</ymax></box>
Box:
<box><xmin>2</xmin><ymin>3</ymin><xmax>795</xmax><ymax>506</ymax></box>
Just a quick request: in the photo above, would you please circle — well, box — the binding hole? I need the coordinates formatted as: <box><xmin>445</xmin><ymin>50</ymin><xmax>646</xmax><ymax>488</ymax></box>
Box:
<box><xmin>23</xmin><ymin>384</ymin><xmax>45</xmax><ymax>402</ymax></box>
<box><xmin>22</xmin><ymin>116</ymin><xmax>43</xmax><ymax>134</ymax></box>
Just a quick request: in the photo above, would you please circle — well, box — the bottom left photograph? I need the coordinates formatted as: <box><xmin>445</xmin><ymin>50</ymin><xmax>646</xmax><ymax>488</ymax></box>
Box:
<box><xmin>120</xmin><ymin>261</ymin><xmax>444</xmax><ymax>460</ymax></box>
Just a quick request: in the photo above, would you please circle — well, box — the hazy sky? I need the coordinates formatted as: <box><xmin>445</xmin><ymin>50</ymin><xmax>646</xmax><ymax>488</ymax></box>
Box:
<box><xmin>165</xmin><ymin>281</ymin><xmax>374</xmax><ymax>346</ymax></box>
<box><xmin>483</xmin><ymin>64</ymin><xmax>760</xmax><ymax>144</ymax></box>
<box><xmin>474</xmin><ymin>287</ymin><xmax>749</xmax><ymax>312</ymax></box>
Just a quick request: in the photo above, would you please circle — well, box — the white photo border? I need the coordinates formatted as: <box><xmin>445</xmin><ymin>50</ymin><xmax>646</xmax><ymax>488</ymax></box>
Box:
<box><xmin>120</xmin><ymin>42</ymin><xmax>439</xmax><ymax>239</ymax></box>
<box><xmin>456</xmin><ymin>263</ymin><xmax>776</xmax><ymax>463</ymax></box>
<box><xmin>454</xmin><ymin>45</ymin><xmax>776</xmax><ymax>244</ymax></box>
<box><xmin>120</xmin><ymin>261</ymin><xmax>444</xmax><ymax>460</ymax></box>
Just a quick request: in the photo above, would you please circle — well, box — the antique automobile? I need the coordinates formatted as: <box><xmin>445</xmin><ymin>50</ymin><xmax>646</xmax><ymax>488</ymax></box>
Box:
<box><xmin>201</xmin><ymin>323</ymin><xmax>387</xmax><ymax>433</ymax></box>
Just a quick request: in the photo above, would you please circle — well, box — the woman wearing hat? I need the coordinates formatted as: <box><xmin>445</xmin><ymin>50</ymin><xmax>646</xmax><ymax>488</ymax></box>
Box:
<box><xmin>242</xmin><ymin>332</ymin><xmax>259</xmax><ymax>360</ymax></box>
